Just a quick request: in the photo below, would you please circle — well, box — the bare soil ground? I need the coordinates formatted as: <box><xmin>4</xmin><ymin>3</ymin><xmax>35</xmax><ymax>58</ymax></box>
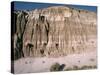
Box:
<box><xmin>14</xmin><ymin>49</ymin><xmax>97</xmax><ymax>74</ymax></box>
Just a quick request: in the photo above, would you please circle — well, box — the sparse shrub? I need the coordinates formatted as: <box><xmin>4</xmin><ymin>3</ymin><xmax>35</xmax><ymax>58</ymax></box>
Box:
<box><xmin>64</xmin><ymin>65</ymin><xmax>97</xmax><ymax>71</ymax></box>
<box><xmin>73</xmin><ymin>65</ymin><xmax>79</xmax><ymax>70</ymax></box>
<box><xmin>80</xmin><ymin>65</ymin><xmax>89</xmax><ymax>69</ymax></box>
<box><xmin>50</xmin><ymin>63</ymin><xmax>61</xmax><ymax>71</ymax></box>
<box><xmin>65</xmin><ymin>65</ymin><xmax>79</xmax><ymax>71</ymax></box>
<box><xmin>80</xmin><ymin>65</ymin><xmax>97</xmax><ymax>70</ymax></box>
<box><xmin>50</xmin><ymin>63</ymin><xmax>66</xmax><ymax>71</ymax></box>
<box><xmin>92</xmin><ymin>65</ymin><xmax>97</xmax><ymax>68</ymax></box>
<box><xmin>64</xmin><ymin>67</ymin><xmax>73</xmax><ymax>71</ymax></box>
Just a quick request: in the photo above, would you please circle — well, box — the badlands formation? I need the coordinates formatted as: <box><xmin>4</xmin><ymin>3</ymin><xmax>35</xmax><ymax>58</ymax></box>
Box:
<box><xmin>12</xmin><ymin>6</ymin><xmax>97</xmax><ymax>73</ymax></box>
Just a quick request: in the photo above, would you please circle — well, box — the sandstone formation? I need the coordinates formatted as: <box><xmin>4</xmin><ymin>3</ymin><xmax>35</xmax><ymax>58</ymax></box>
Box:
<box><xmin>12</xmin><ymin>6</ymin><xmax>97</xmax><ymax>60</ymax></box>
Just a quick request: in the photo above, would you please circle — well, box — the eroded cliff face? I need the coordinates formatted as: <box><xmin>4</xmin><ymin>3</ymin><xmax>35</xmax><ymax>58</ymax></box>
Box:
<box><xmin>12</xmin><ymin>6</ymin><xmax>97</xmax><ymax>59</ymax></box>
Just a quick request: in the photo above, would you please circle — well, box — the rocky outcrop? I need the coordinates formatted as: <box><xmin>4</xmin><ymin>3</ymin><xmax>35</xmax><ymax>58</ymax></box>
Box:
<box><xmin>12</xmin><ymin>11</ymin><xmax>28</xmax><ymax>59</ymax></box>
<box><xmin>12</xmin><ymin>6</ymin><xmax>97</xmax><ymax>59</ymax></box>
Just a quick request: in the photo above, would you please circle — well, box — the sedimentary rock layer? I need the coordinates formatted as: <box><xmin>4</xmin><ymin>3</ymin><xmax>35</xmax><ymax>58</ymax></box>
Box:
<box><xmin>12</xmin><ymin>6</ymin><xmax>97</xmax><ymax>59</ymax></box>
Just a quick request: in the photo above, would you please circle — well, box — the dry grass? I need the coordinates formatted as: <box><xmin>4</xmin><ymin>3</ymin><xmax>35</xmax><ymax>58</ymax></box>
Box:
<box><xmin>64</xmin><ymin>65</ymin><xmax>97</xmax><ymax>71</ymax></box>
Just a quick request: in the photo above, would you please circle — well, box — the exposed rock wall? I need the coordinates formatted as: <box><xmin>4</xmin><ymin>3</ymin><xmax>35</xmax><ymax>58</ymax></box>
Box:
<box><xmin>12</xmin><ymin>6</ymin><xmax>97</xmax><ymax>59</ymax></box>
<box><xmin>12</xmin><ymin>11</ymin><xmax>28</xmax><ymax>59</ymax></box>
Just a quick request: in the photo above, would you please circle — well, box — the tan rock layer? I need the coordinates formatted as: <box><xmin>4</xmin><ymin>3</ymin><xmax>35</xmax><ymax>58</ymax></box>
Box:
<box><xmin>12</xmin><ymin>6</ymin><xmax>97</xmax><ymax>59</ymax></box>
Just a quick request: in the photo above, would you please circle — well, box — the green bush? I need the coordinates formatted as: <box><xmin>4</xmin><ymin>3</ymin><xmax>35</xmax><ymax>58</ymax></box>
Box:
<box><xmin>50</xmin><ymin>63</ymin><xmax>61</xmax><ymax>71</ymax></box>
